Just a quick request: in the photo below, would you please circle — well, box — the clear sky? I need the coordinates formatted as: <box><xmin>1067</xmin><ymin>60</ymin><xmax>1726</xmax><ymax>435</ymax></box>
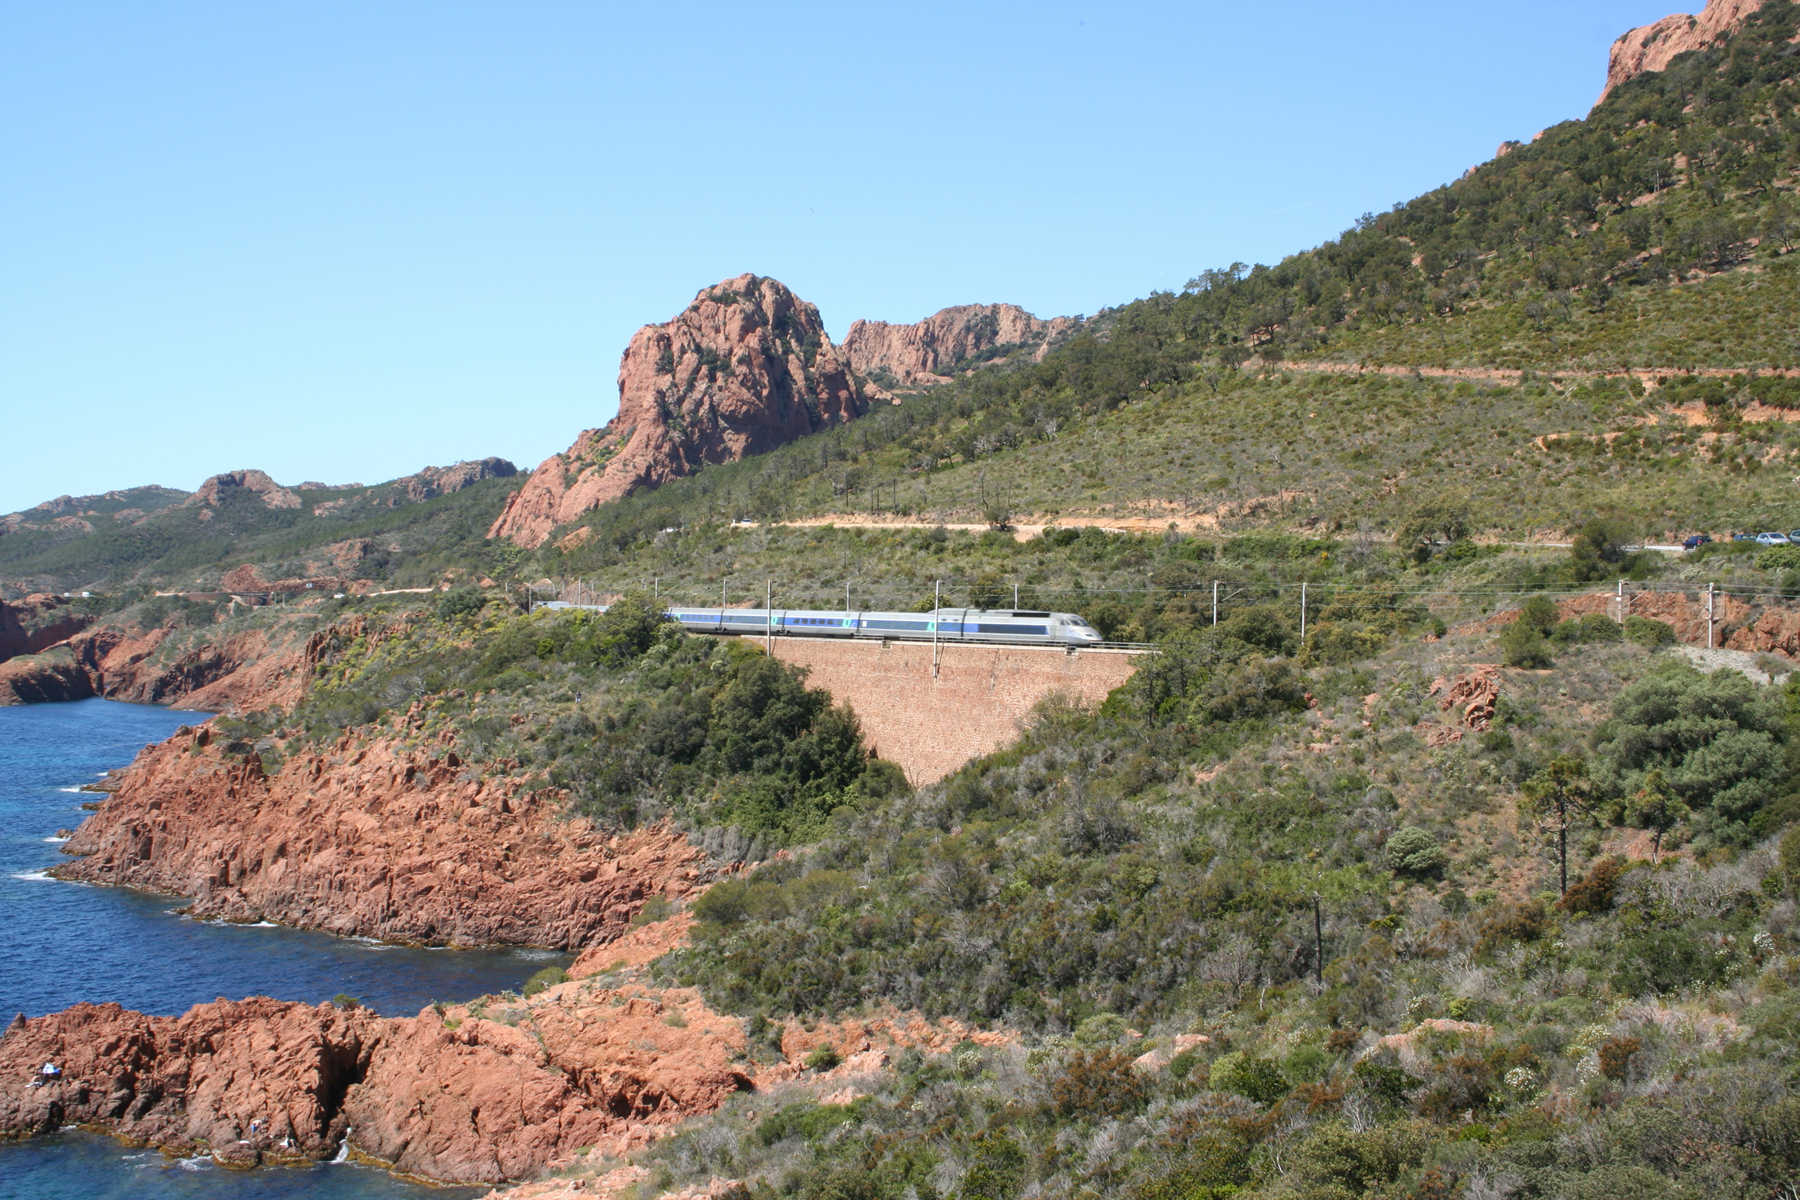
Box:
<box><xmin>1</xmin><ymin>1</ymin><xmax>1686</xmax><ymax>512</ymax></box>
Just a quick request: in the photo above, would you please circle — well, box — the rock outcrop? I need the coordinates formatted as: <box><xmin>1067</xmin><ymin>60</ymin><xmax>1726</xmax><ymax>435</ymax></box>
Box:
<box><xmin>0</xmin><ymin>645</ymin><xmax>100</xmax><ymax>704</ymax></box>
<box><xmin>0</xmin><ymin>594</ymin><xmax>89</xmax><ymax>662</ymax></box>
<box><xmin>0</xmin><ymin>982</ymin><xmax>750</xmax><ymax>1183</ymax></box>
<box><xmin>0</xmin><ymin>605</ymin><xmax>318</xmax><ymax>710</ymax></box>
<box><xmin>185</xmin><ymin>469</ymin><xmax>303</xmax><ymax>511</ymax></box>
<box><xmin>489</xmin><ymin>275</ymin><xmax>871</xmax><ymax>548</ymax></box>
<box><xmin>395</xmin><ymin>457</ymin><xmax>518</xmax><ymax>502</ymax></box>
<box><xmin>841</xmin><ymin>303</ymin><xmax>1078</xmax><ymax>387</ymax></box>
<box><xmin>55</xmin><ymin>725</ymin><xmax>711</xmax><ymax>947</ymax></box>
<box><xmin>1598</xmin><ymin>0</ymin><xmax>1764</xmax><ymax>106</ymax></box>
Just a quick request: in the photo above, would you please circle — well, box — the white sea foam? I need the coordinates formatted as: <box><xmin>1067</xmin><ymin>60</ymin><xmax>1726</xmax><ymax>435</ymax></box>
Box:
<box><xmin>42</xmin><ymin>836</ymin><xmax>68</xmax><ymax>843</ymax></box>
<box><xmin>12</xmin><ymin>870</ymin><xmax>52</xmax><ymax>881</ymax></box>
<box><xmin>176</xmin><ymin>1154</ymin><xmax>214</xmax><ymax>1171</ymax></box>
<box><xmin>56</xmin><ymin>786</ymin><xmax>85</xmax><ymax>793</ymax></box>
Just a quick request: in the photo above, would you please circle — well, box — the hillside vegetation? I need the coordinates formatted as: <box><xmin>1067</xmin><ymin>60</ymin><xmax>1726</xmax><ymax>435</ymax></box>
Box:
<box><xmin>530</xmin><ymin>3</ymin><xmax>1799</xmax><ymax>557</ymax></box>
<box><xmin>0</xmin><ymin>474</ymin><xmax>521</xmax><ymax>594</ymax></box>
<box><xmin>611</xmin><ymin>617</ymin><xmax>1800</xmax><ymax>1198</ymax></box>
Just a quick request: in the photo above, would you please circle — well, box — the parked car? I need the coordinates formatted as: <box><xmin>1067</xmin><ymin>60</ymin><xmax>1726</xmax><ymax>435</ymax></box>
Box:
<box><xmin>1683</xmin><ymin>534</ymin><xmax>1713</xmax><ymax>550</ymax></box>
<box><xmin>1734</xmin><ymin>533</ymin><xmax>1760</xmax><ymax>541</ymax></box>
<box><xmin>1756</xmin><ymin>532</ymin><xmax>1791</xmax><ymax>546</ymax></box>
<box><xmin>1788</xmin><ymin>529</ymin><xmax>1800</xmax><ymax>542</ymax></box>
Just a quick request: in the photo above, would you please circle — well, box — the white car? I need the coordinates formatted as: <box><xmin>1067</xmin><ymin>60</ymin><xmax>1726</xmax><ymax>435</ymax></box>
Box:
<box><xmin>1756</xmin><ymin>532</ymin><xmax>1791</xmax><ymax>546</ymax></box>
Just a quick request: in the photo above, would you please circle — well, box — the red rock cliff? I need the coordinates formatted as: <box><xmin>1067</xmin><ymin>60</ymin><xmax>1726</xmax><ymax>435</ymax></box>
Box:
<box><xmin>0</xmin><ymin>604</ymin><xmax>319</xmax><ymax>710</ymax></box>
<box><xmin>55</xmin><ymin>724</ymin><xmax>710</xmax><ymax>947</ymax></box>
<box><xmin>489</xmin><ymin>275</ymin><xmax>871</xmax><ymax>548</ymax></box>
<box><xmin>1598</xmin><ymin>0</ymin><xmax>1764</xmax><ymax>106</ymax></box>
<box><xmin>0</xmin><ymin>594</ymin><xmax>89</xmax><ymax>663</ymax></box>
<box><xmin>841</xmin><ymin>303</ymin><xmax>1078</xmax><ymax>387</ymax></box>
<box><xmin>0</xmin><ymin>982</ymin><xmax>749</xmax><ymax>1183</ymax></box>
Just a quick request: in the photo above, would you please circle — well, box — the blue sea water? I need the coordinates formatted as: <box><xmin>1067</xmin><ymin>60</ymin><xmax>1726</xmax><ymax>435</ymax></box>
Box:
<box><xmin>0</xmin><ymin>698</ymin><xmax>566</xmax><ymax>1198</ymax></box>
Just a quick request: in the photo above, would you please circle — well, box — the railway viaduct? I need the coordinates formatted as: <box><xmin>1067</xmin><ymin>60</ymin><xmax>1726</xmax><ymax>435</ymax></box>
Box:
<box><xmin>766</xmin><ymin>639</ymin><xmax>1144</xmax><ymax>786</ymax></box>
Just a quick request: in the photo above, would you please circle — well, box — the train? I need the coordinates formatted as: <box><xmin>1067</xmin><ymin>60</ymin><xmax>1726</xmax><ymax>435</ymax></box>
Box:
<box><xmin>540</xmin><ymin>602</ymin><xmax>1107</xmax><ymax>647</ymax></box>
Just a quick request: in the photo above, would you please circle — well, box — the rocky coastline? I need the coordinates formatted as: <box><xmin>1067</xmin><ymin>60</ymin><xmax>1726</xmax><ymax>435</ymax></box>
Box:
<box><xmin>0</xmin><ymin>982</ymin><xmax>751</xmax><ymax>1184</ymax></box>
<box><xmin>52</xmin><ymin>723</ymin><xmax>711</xmax><ymax>949</ymax></box>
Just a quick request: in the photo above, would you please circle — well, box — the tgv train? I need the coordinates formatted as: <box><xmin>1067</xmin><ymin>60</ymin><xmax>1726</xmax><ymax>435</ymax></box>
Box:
<box><xmin>667</xmin><ymin>606</ymin><xmax>1106</xmax><ymax>647</ymax></box>
<box><xmin>542</xmin><ymin>601</ymin><xmax>1106</xmax><ymax>647</ymax></box>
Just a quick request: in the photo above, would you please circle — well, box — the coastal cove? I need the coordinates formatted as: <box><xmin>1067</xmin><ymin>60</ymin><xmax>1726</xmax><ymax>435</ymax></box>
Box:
<box><xmin>0</xmin><ymin>698</ymin><xmax>559</xmax><ymax>1196</ymax></box>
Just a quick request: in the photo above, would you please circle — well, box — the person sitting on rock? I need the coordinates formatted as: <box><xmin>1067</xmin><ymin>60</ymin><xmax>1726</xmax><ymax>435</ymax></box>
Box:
<box><xmin>29</xmin><ymin>1062</ymin><xmax>60</xmax><ymax>1088</ymax></box>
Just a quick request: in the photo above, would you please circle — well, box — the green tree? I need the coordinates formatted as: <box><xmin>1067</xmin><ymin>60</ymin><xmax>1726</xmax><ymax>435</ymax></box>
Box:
<box><xmin>1569</xmin><ymin>518</ymin><xmax>1633</xmax><ymax>583</ymax></box>
<box><xmin>1522</xmin><ymin>756</ymin><xmax>1600</xmax><ymax>896</ymax></box>
<box><xmin>1592</xmin><ymin>661</ymin><xmax>1789</xmax><ymax>845</ymax></box>
<box><xmin>1624</xmin><ymin>769</ymin><xmax>1687</xmax><ymax>862</ymax></box>
<box><xmin>593</xmin><ymin>591</ymin><xmax>667</xmax><ymax>665</ymax></box>
<box><xmin>1396</xmin><ymin>497</ymin><xmax>1472</xmax><ymax>562</ymax></box>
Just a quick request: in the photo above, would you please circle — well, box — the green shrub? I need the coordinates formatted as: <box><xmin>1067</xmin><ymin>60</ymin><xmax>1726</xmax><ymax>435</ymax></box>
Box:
<box><xmin>754</xmin><ymin>1100</ymin><xmax>861</xmax><ymax>1147</ymax></box>
<box><xmin>1622</xmin><ymin>615</ymin><xmax>1677</xmax><ymax>647</ymax></box>
<box><xmin>1478</xmin><ymin>729</ymin><xmax>1515</xmax><ymax>754</ymax></box>
<box><xmin>1386</xmin><ymin>826</ymin><xmax>1446</xmax><ymax>878</ymax></box>
<box><xmin>693</xmin><ymin>878</ymin><xmax>790</xmax><ymax>926</ymax></box>
<box><xmin>522</xmin><ymin>966</ymin><xmax>569</xmax><ymax>996</ymax></box>
<box><xmin>1611</xmin><ymin>927</ymin><xmax>1732</xmax><ymax>994</ymax></box>
<box><xmin>1282</xmin><ymin>1043</ymin><xmax>1332</xmax><ymax>1083</ymax></box>
<box><xmin>1500</xmin><ymin>620</ymin><xmax>1553</xmax><ymax>668</ymax></box>
<box><xmin>1552</xmin><ymin>613</ymin><xmax>1624</xmax><ymax>644</ymax></box>
<box><xmin>1781</xmin><ymin>825</ymin><xmax>1800</xmax><ymax>893</ymax></box>
<box><xmin>804</xmin><ymin>1044</ymin><xmax>842</xmax><ymax>1072</ymax></box>
<box><xmin>1194</xmin><ymin>656</ymin><xmax>1307</xmax><ymax>724</ymax></box>
<box><xmin>1518</xmin><ymin>595</ymin><xmax>1562</xmax><ymax>633</ymax></box>
<box><xmin>436</xmin><ymin>585</ymin><xmax>486</xmax><ymax>621</ymax></box>
<box><xmin>331</xmin><ymin>994</ymin><xmax>361</xmax><ymax>1010</ymax></box>
<box><xmin>630</xmin><ymin>894</ymin><xmax>673</xmax><ymax>928</ymax></box>
<box><xmin>1207</xmin><ymin>1051</ymin><xmax>1288</xmax><ymax>1104</ymax></box>
<box><xmin>1758</xmin><ymin>545</ymin><xmax>1800</xmax><ymax>572</ymax></box>
<box><xmin>1073</xmin><ymin>1013</ymin><xmax>1128</xmax><ymax>1046</ymax></box>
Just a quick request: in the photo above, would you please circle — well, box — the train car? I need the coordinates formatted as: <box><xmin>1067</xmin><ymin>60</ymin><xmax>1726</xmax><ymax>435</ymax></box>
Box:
<box><xmin>663</xmin><ymin>606</ymin><xmax>1104</xmax><ymax>648</ymax></box>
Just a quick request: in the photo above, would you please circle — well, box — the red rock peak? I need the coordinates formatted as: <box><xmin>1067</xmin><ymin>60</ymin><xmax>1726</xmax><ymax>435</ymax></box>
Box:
<box><xmin>1598</xmin><ymin>0</ymin><xmax>1764</xmax><ymax>107</ymax></box>
<box><xmin>489</xmin><ymin>274</ymin><xmax>869</xmax><ymax>548</ymax></box>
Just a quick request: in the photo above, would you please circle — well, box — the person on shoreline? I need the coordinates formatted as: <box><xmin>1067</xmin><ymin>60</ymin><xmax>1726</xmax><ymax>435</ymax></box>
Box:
<box><xmin>29</xmin><ymin>1062</ymin><xmax>60</xmax><ymax>1088</ymax></box>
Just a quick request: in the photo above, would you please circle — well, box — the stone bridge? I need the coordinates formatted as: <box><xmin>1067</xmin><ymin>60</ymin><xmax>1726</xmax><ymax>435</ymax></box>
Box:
<box><xmin>766</xmin><ymin>639</ymin><xmax>1144</xmax><ymax>786</ymax></box>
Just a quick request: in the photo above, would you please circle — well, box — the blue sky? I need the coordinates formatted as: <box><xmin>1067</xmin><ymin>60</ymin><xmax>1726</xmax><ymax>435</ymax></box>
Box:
<box><xmin>1</xmin><ymin>1</ymin><xmax>1684</xmax><ymax>512</ymax></box>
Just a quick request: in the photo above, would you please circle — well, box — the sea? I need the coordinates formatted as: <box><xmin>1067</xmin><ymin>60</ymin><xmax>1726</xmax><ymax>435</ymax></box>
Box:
<box><xmin>0</xmin><ymin>698</ymin><xmax>571</xmax><ymax>1199</ymax></box>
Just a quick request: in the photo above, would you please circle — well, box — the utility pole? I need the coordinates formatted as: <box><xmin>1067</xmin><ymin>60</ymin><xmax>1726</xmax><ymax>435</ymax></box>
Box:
<box><xmin>766</xmin><ymin>580</ymin><xmax>773</xmax><ymax>651</ymax></box>
<box><xmin>1300</xmin><ymin>582</ymin><xmax>1307</xmax><ymax>644</ymax></box>
<box><xmin>845</xmin><ymin>580</ymin><xmax>851</xmax><ymax>612</ymax></box>
<box><xmin>1617</xmin><ymin>578</ymin><xmax>1625</xmax><ymax>624</ymax></box>
<box><xmin>1212</xmin><ymin>581</ymin><xmax>1219</xmax><ymax>626</ymax></box>
<box><xmin>932</xmin><ymin>580</ymin><xmax>941</xmax><ymax>679</ymax></box>
<box><xmin>1708</xmin><ymin>582</ymin><xmax>1715</xmax><ymax>648</ymax></box>
<box><xmin>1013</xmin><ymin>582</ymin><xmax>1019</xmax><ymax>610</ymax></box>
